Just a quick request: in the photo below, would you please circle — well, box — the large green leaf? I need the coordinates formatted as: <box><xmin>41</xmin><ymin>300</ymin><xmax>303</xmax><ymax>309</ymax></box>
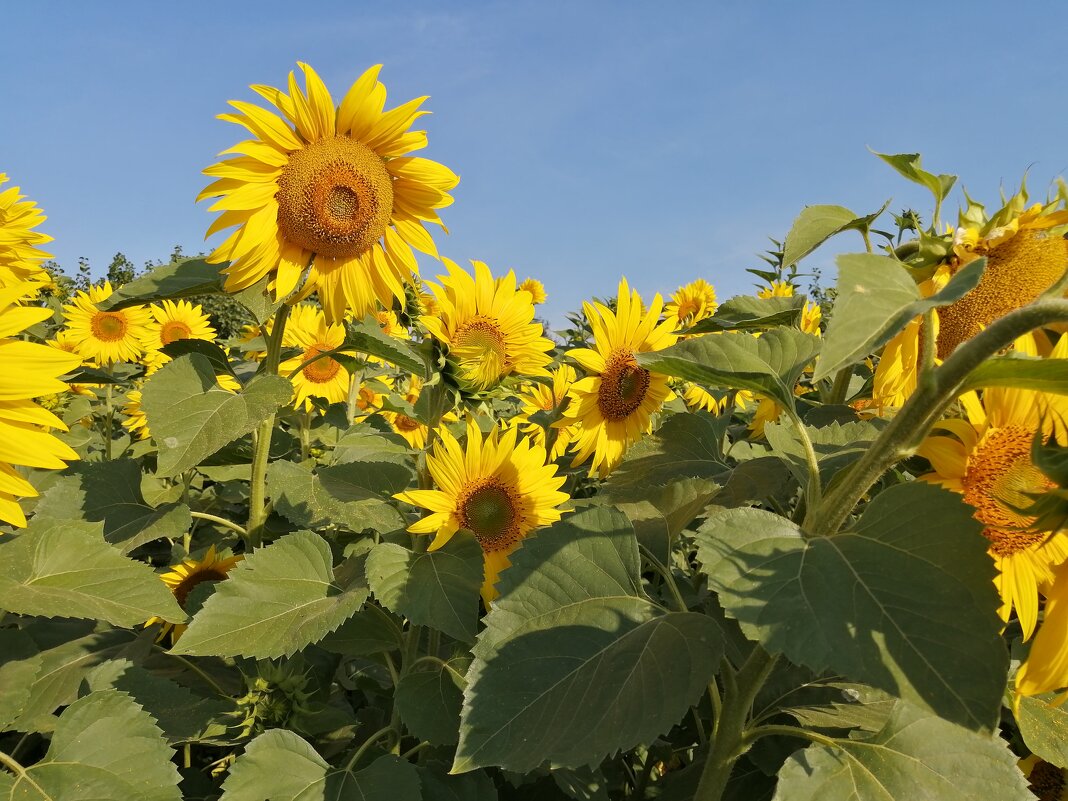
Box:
<box><xmin>1017</xmin><ymin>694</ymin><xmax>1068</xmax><ymax>769</ymax></box>
<box><xmin>344</xmin><ymin>316</ymin><xmax>430</xmax><ymax>378</ymax></box>
<box><xmin>366</xmin><ymin>532</ymin><xmax>483</xmax><ymax>643</ymax></box>
<box><xmin>98</xmin><ymin>258</ymin><xmax>222</xmax><ymax>310</ymax></box>
<box><xmin>604</xmin><ymin>411</ymin><xmax>730</xmax><ymax>489</ymax></box>
<box><xmin>956</xmin><ymin>356</ymin><xmax>1068</xmax><ymax>396</ymax></box>
<box><xmin>219</xmin><ymin>729</ymin><xmax>421</xmax><ymax>801</ymax></box>
<box><xmin>774</xmin><ymin>701</ymin><xmax>1030</xmax><ymax>800</ymax></box>
<box><xmin>812</xmin><ymin>253</ymin><xmax>984</xmax><ymax>381</ymax></box>
<box><xmin>453</xmin><ymin>507</ymin><xmax>722</xmax><ymax>773</ymax></box>
<box><xmin>141</xmin><ymin>353</ymin><xmax>291</xmax><ymax>476</ymax></box>
<box><xmin>269</xmin><ymin>459</ymin><xmax>406</xmax><ymax>535</ymax></box>
<box><xmin>417</xmin><ymin>765</ymin><xmax>498</xmax><ymax>801</ymax></box>
<box><xmin>0</xmin><ymin>630</ymin><xmax>41</xmax><ymax>728</ymax></box>
<box><xmin>0</xmin><ymin>519</ymin><xmax>184</xmax><ymax>628</ymax></box>
<box><xmin>33</xmin><ymin>459</ymin><xmax>191</xmax><ymax>553</ymax></box>
<box><xmin>331</xmin><ymin>427</ymin><xmax>415</xmax><ymax>467</ymax></box>
<box><xmin>232</xmin><ymin>274</ymin><xmax>281</xmax><ymax>324</ymax></box>
<box><xmin>395</xmin><ymin>656</ymin><xmax>467</xmax><ymax>745</ymax></box>
<box><xmin>170</xmin><ymin>530</ymin><xmax>368</xmax><ymax>659</ymax></box>
<box><xmin>686</xmin><ymin>295</ymin><xmax>804</xmax><ymax>334</ymax></box>
<box><xmin>872</xmin><ymin>150</ymin><xmax>957</xmax><ymax>204</ymax></box>
<box><xmin>763</xmin><ymin>419</ymin><xmax>883</xmax><ymax>490</ymax></box>
<box><xmin>11</xmin><ymin>690</ymin><xmax>182</xmax><ymax>801</ymax></box>
<box><xmin>698</xmin><ymin>482</ymin><xmax>1007</xmax><ymax>729</ymax></box>
<box><xmin>781</xmin><ymin>203</ymin><xmax>888</xmax><ymax>268</ymax></box>
<box><xmin>636</xmin><ymin>327</ymin><xmax>821</xmax><ymax>410</ymax></box>
<box><xmin>319</xmin><ymin>603</ymin><xmax>403</xmax><ymax>656</ymax></box>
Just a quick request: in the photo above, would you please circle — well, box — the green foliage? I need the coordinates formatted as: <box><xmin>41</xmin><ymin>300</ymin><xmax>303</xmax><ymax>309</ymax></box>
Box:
<box><xmin>686</xmin><ymin>295</ymin><xmax>804</xmax><ymax>334</ymax></box>
<box><xmin>780</xmin><ymin>200</ymin><xmax>890</xmax><ymax>268</ymax></box>
<box><xmin>1017</xmin><ymin>695</ymin><xmax>1068</xmax><ymax>769</ymax></box>
<box><xmin>100</xmin><ymin>258</ymin><xmax>223</xmax><ymax>311</ymax></box>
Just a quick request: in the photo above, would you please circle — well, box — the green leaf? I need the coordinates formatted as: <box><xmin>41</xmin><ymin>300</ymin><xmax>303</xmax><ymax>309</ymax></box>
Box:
<box><xmin>34</xmin><ymin>459</ymin><xmax>191</xmax><ymax>553</ymax></box>
<box><xmin>344</xmin><ymin>316</ymin><xmax>430</xmax><ymax>378</ymax></box>
<box><xmin>774</xmin><ymin>701</ymin><xmax>1030</xmax><ymax>800</ymax></box>
<box><xmin>763</xmin><ymin>419</ymin><xmax>884</xmax><ymax>490</ymax></box>
<box><xmin>417</xmin><ymin>766</ymin><xmax>498</xmax><ymax>801</ymax></box>
<box><xmin>15</xmin><ymin>690</ymin><xmax>182</xmax><ymax>801</ymax></box>
<box><xmin>141</xmin><ymin>353</ymin><xmax>291</xmax><ymax>477</ymax></box>
<box><xmin>782</xmin><ymin>204</ymin><xmax>882</xmax><ymax>268</ymax></box>
<box><xmin>320</xmin><ymin>603</ymin><xmax>404</xmax><ymax>656</ymax></box>
<box><xmin>698</xmin><ymin>482</ymin><xmax>1007</xmax><ymax>729</ymax></box>
<box><xmin>232</xmin><ymin>274</ymin><xmax>281</xmax><ymax>324</ymax></box>
<box><xmin>171</xmin><ymin>530</ymin><xmax>368</xmax><ymax>659</ymax></box>
<box><xmin>366</xmin><ymin>532</ymin><xmax>483</xmax><ymax>643</ymax></box>
<box><xmin>219</xmin><ymin>729</ymin><xmax>421</xmax><ymax>801</ymax></box>
<box><xmin>604</xmin><ymin>411</ymin><xmax>730</xmax><ymax>489</ymax></box>
<box><xmin>331</xmin><ymin>427</ymin><xmax>415</xmax><ymax>467</ymax></box>
<box><xmin>395</xmin><ymin>656</ymin><xmax>467</xmax><ymax>745</ymax></box>
<box><xmin>0</xmin><ymin>518</ymin><xmax>184</xmax><ymax>627</ymax></box>
<box><xmin>160</xmin><ymin>338</ymin><xmax>238</xmax><ymax>378</ymax></box>
<box><xmin>454</xmin><ymin>507</ymin><xmax>723</xmax><ymax>773</ymax></box>
<box><xmin>686</xmin><ymin>295</ymin><xmax>805</xmax><ymax>334</ymax></box>
<box><xmin>812</xmin><ymin>253</ymin><xmax>985</xmax><ymax>381</ymax></box>
<box><xmin>956</xmin><ymin>356</ymin><xmax>1068</xmax><ymax>396</ymax></box>
<box><xmin>1017</xmin><ymin>694</ymin><xmax>1068</xmax><ymax>769</ymax></box>
<box><xmin>636</xmin><ymin>327</ymin><xmax>821</xmax><ymax>410</ymax></box>
<box><xmin>269</xmin><ymin>459</ymin><xmax>407</xmax><ymax>535</ymax></box>
<box><xmin>0</xmin><ymin>630</ymin><xmax>41</xmax><ymax>728</ymax></box>
<box><xmin>872</xmin><ymin>150</ymin><xmax>957</xmax><ymax>204</ymax></box>
<box><xmin>99</xmin><ymin>258</ymin><xmax>222</xmax><ymax>311</ymax></box>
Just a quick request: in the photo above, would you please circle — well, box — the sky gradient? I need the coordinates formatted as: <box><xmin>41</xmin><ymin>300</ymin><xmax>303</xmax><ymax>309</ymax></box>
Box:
<box><xmin>4</xmin><ymin>1</ymin><xmax>1067</xmax><ymax>325</ymax></box>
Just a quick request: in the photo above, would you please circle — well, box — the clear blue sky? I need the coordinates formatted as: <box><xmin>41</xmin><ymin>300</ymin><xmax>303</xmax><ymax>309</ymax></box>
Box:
<box><xmin>4</xmin><ymin>1</ymin><xmax>1066</xmax><ymax>325</ymax></box>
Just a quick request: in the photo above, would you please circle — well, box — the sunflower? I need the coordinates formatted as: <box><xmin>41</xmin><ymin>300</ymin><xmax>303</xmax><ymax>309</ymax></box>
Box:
<box><xmin>0</xmin><ymin>282</ymin><xmax>81</xmax><ymax>527</ymax></box>
<box><xmin>421</xmin><ymin>259</ymin><xmax>553</xmax><ymax>391</ymax></box>
<box><xmin>61</xmin><ymin>282</ymin><xmax>151</xmax><ymax>365</ymax></box>
<box><xmin>146</xmin><ymin>545</ymin><xmax>243</xmax><ymax>643</ymax></box>
<box><xmin>352</xmin><ymin>375</ymin><xmax>393</xmax><ymax>421</ymax></box>
<box><xmin>665</xmin><ymin>278</ymin><xmax>717</xmax><ymax>326</ymax></box>
<box><xmin>681</xmin><ymin>382</ymin><xmax>728</xmax><ymax>414</ymax></box>
<box><xmin>395</xmin><ymin>418</ymin><xmax>569</xmax><ymax>603</ymax></box>
<box><xmin>199</xmin><ymin>62</ymin><xmax>459</xmax><ymax>321</ymax></box>
<box><xmin>1018</xmin><ymin>755</ymin><xmax>1068</xmax><ymax>801</ymax></box>
<box><xmin>47</xmin><ymin>329</ymin><xmax>97</xmax><ymax>397</ymax></box>
<box><xmin>917</xmin><ymin>348</ymin><xmax>1068</xmax><ymax>638</ymax></box>
<box><xmin>237</xmin><ymin>322</ymin><xmax>272</xmax><ymax>361</ymax></box>
<box><xmin>0</xmin><ymin>173</ymin><xmax>53</xmax><ymax>287</ymax></box>
<box><xmin>1016</xmin><ymin>560</ymin><xmax>1068</xmax><ymax>705</ymax></box>
<box><xmin>518</xmin><ymin>278</ymin><xmax>546</xmax><ymax>305</ymax></box>
<box><xmin>380</xmin><ymin>375</ymin><xmax>433</xmax><ymax>449</ymax></box>
<box><xmin>561</xmin><ymin>278</ymin><xmax>678</xmax><ymax>477</ymax></box>
<box><xmin>122</xmin><ymin>389</ymin><xmax>150</xmax><ymax>440</ymax></box>
<box><xmin>758</xmin><ymin>280</ymin><xmax>794</xmax><ymax>298</ymax></box>
<box><xmin>513</xmin><ymin>364</ymin><xmax>577</xmax><ymax>460</ymax></box>
<box><xmin>139</xmin><ymin>299</ymin><xmax>217</xmax><ymax>370</ymax></box>
<box><xmin>278</xmin><ymin>304</ymin><xmax>352</xmax><ymax>410</ymax></box>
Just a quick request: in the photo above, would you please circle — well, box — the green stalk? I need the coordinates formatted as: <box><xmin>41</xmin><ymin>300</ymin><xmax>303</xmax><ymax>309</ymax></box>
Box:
<box><xmin>0</xmin><ymin>750</ymin><xmax>45</xmax><ymax>796</ymax></box>
<box><xmin>104</xmin><ymin>381</ymin><xmax>113</xmax><ymax>460</ymax></box>
<box><xmin>810</xmin><ymin>297</ymin><xmax>1068</xmax><ymax>537</ymax></box>
<box><xmin>247</xmin><ymin>303</ymin><xmax>292</xmax><ymax>549</ymax></box>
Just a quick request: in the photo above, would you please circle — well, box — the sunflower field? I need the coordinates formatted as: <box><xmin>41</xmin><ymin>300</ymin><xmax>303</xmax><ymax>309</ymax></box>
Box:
<box><xmin>3</xmin><ymin>63</ymin><xmax>1068</xmax><ymax>801</ymax></box>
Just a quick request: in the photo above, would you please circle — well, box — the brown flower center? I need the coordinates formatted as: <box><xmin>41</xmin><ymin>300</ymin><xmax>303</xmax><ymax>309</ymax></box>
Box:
<box><xmin>1028</xmin><ymin>759</ymin><xmax>1066</xmax><ymax>801</ymax></box>
<box><xmin>276</xmin><ymin>136</ymin><xmax>394</xmax><ymax>259</ymax></box>
<box><xmin>392</xmin><ymin>414</ymin><xmax>422</xmax><ymax>433</ymax></box>
<box><xmin>173</xmin><ymin>569</ymin><xmax>229</xmax><ymax>608</ymax></box>
<box><xmin>458</xmin><ymin>479</ymin><xmax>522</xmax><ymax>552</ymax></box>
<box><xmin>962</xmin><ymin>425</ymin><xmax>1055</xmax><ymax>556</ymax></box>
<box><xmin>302</xmin><ymin>343</ymin><xmax>342</xmax><ymax>384</ymax></box>
<box><xmin>598</xmin><ymin>351</ymin><xmax>651</xmax><ymax>421</ymax></box>
<box><xmin>159</xmin><ymin>320</ymin><xmax>193</xmax><ymax>345</ymax></box>
<box><xmin>90</xmin><ymin>311</ymin><xmax>128</xmax><ymax>342</ymax></box>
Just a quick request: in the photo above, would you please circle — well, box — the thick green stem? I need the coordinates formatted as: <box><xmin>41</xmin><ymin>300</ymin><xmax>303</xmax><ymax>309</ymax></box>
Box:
<box><xmin>811</xmin><ymin>297</ymin><xmax>1068</xmax><ymax>537</ymax></box>
<box><xmin>787</xmin><ymin>408</ymin><xmax>822</xmax><ymax>528</ymax></box>
<box><xmin>343</xmin><ymin>725</ymin><xmax>393</xmax><ymax>772</ymax></box>
<box><xmin>694</xmin><ymin>647</ymin><xmax>779</xmax><ymax>801</ymax></box>
<box><xmin>247</xmin><ymin>303</ymin><xmax>292</xmax><ymax>549</ymax></box>
<box><xmin>826</xmin><ymin>365</ymin><xmax>853</xmax><ymax>405</ymax></box>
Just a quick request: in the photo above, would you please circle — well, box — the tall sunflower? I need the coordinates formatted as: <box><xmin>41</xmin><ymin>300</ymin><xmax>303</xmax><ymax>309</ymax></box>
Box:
<box><xmin>665</xmin><ymin>278</ymin><xmax>717</xmax><ymax>327</ymax></box>
<box><xmin>395</xmin><ymin>419</ymin><xmax>569</xmax><ymax>603</ymax></box>
<box><xmin>421</xmin><ymin>259</ymin><xmax>553</xmax><ymax>392</ymax></box>
<box><xmin>146</xmin><ymin>545</ymin><xmax>243</xmax><ymax>643</ymax></box>
<box><xmin>61</xmin><ymin>282</ymin><xmax>152</xmax><ymax>365</ymax></box>
<box><xmin>278</xmin><ymin>304</ymin><xmax>352</xmax><ymax>410</ymax></box>
<box><xmin>199</xmin><ymin>62</ymin><xmax>459</xmax><ymax>321</ymax></box>
<box><xmin>561</xmin><ymin>278</ymin><xmax>678</xmax><ymax>477</ymax></box>
<box><xmin>917</xmin><ymin>348</ymin><xmax>1068</xmax><ymax>638</ymax></box>
<box><xmin>0</xmin><ymin>173</ymin><xmax>53</xmax><ymax>287</ymax></box>
<box><xmin>0</xmin><ymin>282</ymin><xmax>81</xmax><ymax>526</ymax></box>
<box><xmin>139</xmin><ymin>299</ymin><xmax>217</xmax><ymax>370</ymax></box>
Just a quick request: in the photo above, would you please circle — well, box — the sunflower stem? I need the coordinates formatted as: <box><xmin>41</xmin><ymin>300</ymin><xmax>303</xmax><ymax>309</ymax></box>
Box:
<box><xmin>247</xmin><ymin>303</ymin><xmax>292</xmax><ymax>549</ymax></box>
<box><xmin>788</xmin><ymin>408</ymin><xmax>822</xmax><ymax>529</ymax></box>
<box><xmin>104</xmin><ymin>379</ymin><xmax>114</xmax><ymax>460</ymax></box>
<box><xmin>189</xmin><ymin>511</ymin><xmax>247</xmax><ymax>538</ymax></box>
<box><xmin>343</xmin><ymin>725</ymin><xmax>394</xmax><ymax>772</ymax></box>
<box><xmin>826</xmin><ymin>366</ymin><xmax>853</xmax><ymax>405</ymax></box>
<box><xmin>810</xmin><ymin>297</ymin><xmax>1068</xmax><ymax>537</ymax></box>
<box><xmin>637</xmin><ymin>542</ymin><xmax>687</xmax><ymax>612</ymax></box>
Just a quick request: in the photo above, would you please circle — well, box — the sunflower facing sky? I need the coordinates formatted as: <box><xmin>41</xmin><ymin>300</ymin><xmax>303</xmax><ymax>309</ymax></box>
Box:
<box><xmin>279</xmin><ymin>303</ymin><xmax>352</xmax><ymax>410</ymax></box>
<box><xmin>0</xmin><ymin>173</ymin><xmax>52</xmax><ymax>288</ymax></box>
<box><xmin>0</xmin><ymin>282</ymin><xmax>81</xmax><ymax>527</ymax></box>
<box><xmin>62</xmin><ymin>281</ymin><xmax>152</xmax><ymax>365</ymax></box>
<box><xmin>146</xmin><ymin>545</ymin><xmax>243</xmax><ymax>643</ymax></box>
<box><xmin>199</xmin><ymin>62</ymin><xmax>459</xmax><ymax>321</ymax></box>
<box><xmin>561</xmin><ymin>277</ymin><xmax>678</xmax><ymax>477</ymax></box>
<box><xmin>395</xmin><ymin>418</ymin><xmax>569</xmax><ymax>604</ymax></box>
<box><xmin>421</xmin><ymin>259</ymin><xmax>553</xmax><ymax>392</ymax></box>
<box><xmin>139</xmin><ymin>299</ymin><xmax>217</xmax><ymax>371</ymax></box>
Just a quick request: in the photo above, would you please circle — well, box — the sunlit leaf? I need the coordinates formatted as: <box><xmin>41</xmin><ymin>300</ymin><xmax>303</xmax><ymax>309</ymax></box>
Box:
<box><xmin>98</xmin><ymin>257</ymin><xmax>222</xmax><ymax>310</ymax></box>
<box><xmin>686</xmin><ymin>295</ymin><xmax>804</xmax><ymax>334</ymax></box>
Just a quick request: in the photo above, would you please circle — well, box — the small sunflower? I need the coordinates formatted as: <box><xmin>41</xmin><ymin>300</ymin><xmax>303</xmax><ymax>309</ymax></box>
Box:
<box><xmin>395</xmin><ymin>418</ymin><xmax>569</xmax><ymax>603</ymax></box>
<box><xmin>352</xmin><ymin>375</ymin><xmax>393</xmax><ymax>421</ymax></box>
<box><xmin>61</xmin><ymin>282</ymin><xmax>152</xmax><ymax>365</ymax></box>
<box><xmin>0</xmin><ymin>282</ymin><xmax>81</xmax><ymax>527</ymax></box>
<box><xmin>200</xmin><ymin>62</ymin><xmax>459</xmax><ymax>321</ymax></box>
<box><xmin>46</xmin><ymin>329</ymin><xmax>97</xmax><ymax>397</ymax></box>
<box><xmin>122</xmin><ymin>389</ymin><xmax>150</xmax><ymax>440</ymax></box>
<box><xmin>421</xmin><ymin>259</ymin><xmax>553</xmax><ymax>392</ymax></box>
<box><xmin>0</xmin><ymin>173</ymin><xmax>53</xmax><ymax>287</ymax></box>
<box><xmin>681</xmin><ymin>382</ymin><xmax>728</xmax><ymax>414</ymax></box>
<box><xmin>146</xmin><ymin>545</ymin><xmax>243</xmax><ymax>643</ymax></box>
<box><xmin>380</xmin><ymin>375</ymin><xmax>435</xmax><ymax>449</ymax></box>
<box><xmin>139</xmin><ymin>299</ymin><xmax>217</xmax><ymax>370</ymax></box>
<box><xmin>518</xmin><ymin>278</ymin><xmax>547</xmax><ymax>305</ymax></box>
<box><xmin>665</xmin><ymin>278</ymin><xmax>717</xmax><ymax>326</ymax></box>
<box><xmin>561</xmin><ymin>278</ymin><xmax>678</xmax><ymax>477</ymax></box>
<box><xmin>758</xmin><ymin>280</ymin><xmax>795</xmax><ymax>298</ymax></box>
<box><xmin>514</xmin><ymin>364</ymin><xmax>577</xmax><ymax>460</ymax></box>
<box><xmin>1018</xmin><ymin>755</ymin><xmax>1068</xmax><ymax>801</ymax></box>
<box><xmin>278</xmin><ymin>304</ymin><xmax>352</xmax><ymax>411</ymax></box>
<box><xmin>917</xmin><ymin>346</ymin><xmax>1068</xmax><ymax>638</ymax></box>
<box><xmin>237</xmin><ymin>322</ymin><xmax>272</xmax><ymax>361</ymax></box>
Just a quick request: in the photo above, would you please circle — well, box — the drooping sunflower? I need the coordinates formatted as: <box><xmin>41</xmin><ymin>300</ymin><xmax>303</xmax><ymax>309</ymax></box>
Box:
<box><xmin>395</xmin><ymin>418</ymin><xmax>569</xmax><ymax>603</ymax></box>
<box><xmin>0</xmin><ymin>173</ymin><xmax>53</xmax><ymax>287</ymax></box>
<box><xmin>917</xmin><ymin>347</ymin><xmax>1068</xmax><ymax>638</ymax></box>
<box><xmin>62</xmin><ymin>282</ymin><xmax>152</xmax><ymax>365</ymax></box>
<box><xmin>513</xmin><ymin>364</ymin><xmax>577</xmax><ymax>460</ymax></box>
<box><xmin>665</xmin><ymin>278</ymin><xmax>717</xmax><ymax>327</ymax></box>
<box><xmin>1017</xmin><ymin>755</ymin><xmax>1068</xmax><ymax>801</ymax></box>
<box><xmin>278</xmin><ymin>304</ymin><xmax>352</xmax><ymax>410</ymax></box>
<box><xmin>421</xmin><ymin>259</ymin><xmax>553</xmax><ymax>392</ymax></box>
<box><xmin>0</xmin><ymin>282</ymin><xmax>82</xmax><ymax>527</ymax></box>
<box><xmin>518</xmin><ymin>278</ymin><xmax>547</xmax><ymax>305</ymax></box>
<box><xmin>146</xmin><ymin>545</ymin><xmax>243</xmax><ymax>643</ymax></box>
<box><xmin>139</xmin><ymin>299</ymin><xmax>217</xmax><ymax>370</ymax></box>
<box><xmin>561</xmin><ymin>278</ymin><xmax>678</xmax><ymax>477</ymax></box>
<box><xmin>199</xmin><ymin>62</ymin><xmax>459</xmax><ymax>321</ymax></box>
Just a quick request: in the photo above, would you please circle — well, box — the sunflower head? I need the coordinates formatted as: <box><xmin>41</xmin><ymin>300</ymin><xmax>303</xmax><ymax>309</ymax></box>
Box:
<box><xmin>518</xmin><ymin>278</ymin><xmax>547</xmax><ymax>305</ymax></box>
<box><xmin>140</xmin><ymin>299</ymin><xmax>217</xmax><ymax>370</ymax></box>
<box><xmin>0</xmin><ymin>174</ymin><xmax>53</xmax><ymax>288</ymax></box>
<box><xmin>146</xmin><ymin>545</ymin><xmax>243</xmax><ymax>643</ymax></box>
<box><xmin>200</xmin><ymin>62</ymin><xmax>459</xmax><ymax>321</ymax></box>
<box><xmin>666</xmin><ymin>278</ymin><xmax>718</xmax><ymax>325</ymax></box>
<box><xmin>278</xmin><ymin>304</ymin><xmax>351</xmax><ymax>411</ymax></box>
<box><xmin>61</xmin><ymin>282</ymin><xmax>152</xmax><ymax>365</ymax></box>
<box><xmin>515</xmin><ymin>364</ymin><xmax>578</xmax><ymax>460</ymax></box>
<box><xmin>758</xmin><ymin>280</ymin><xmax>795</xmax><ymax>299</ymax></box>
<box><xmin>122</xmin><ymin>389</ymin><xmax>150</xmax><ymax>440</ymax></box>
